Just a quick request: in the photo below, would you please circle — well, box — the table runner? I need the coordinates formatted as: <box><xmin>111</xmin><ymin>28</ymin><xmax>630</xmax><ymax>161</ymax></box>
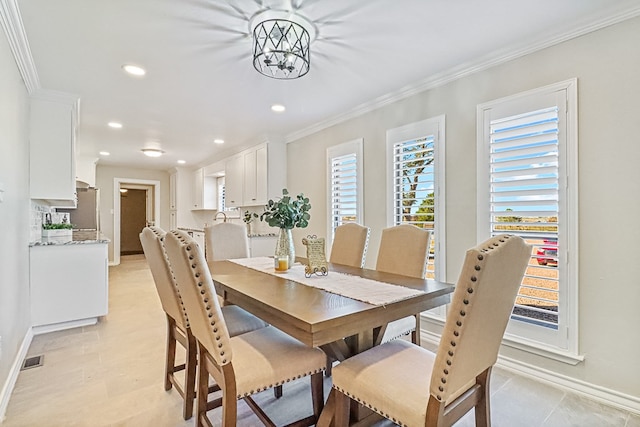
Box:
<box><xmin>228</xmin><ymin>257</ymin><xmax>425</xmax><ymax>306</ymax></box>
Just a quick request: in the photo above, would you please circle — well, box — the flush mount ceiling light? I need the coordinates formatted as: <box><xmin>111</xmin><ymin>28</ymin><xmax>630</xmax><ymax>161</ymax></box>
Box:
<box><xmin>250</xmin><ymin>9</ymin><xmax>316</xmax><ymax>79</ymax></box>
<box><xmin>108</xmin><ymin>122</ymin><xmax>123</xmax><ymax>129</ymax></box>
<box><xmin>141</xmin><ymin>148</ymin><xmax>164</xmax><ymax>157</ymax></box>
<box><xmin>213</xmin><ymin>139</ymin><xmax>224</xmax><ymax>144</ymax></box>
<box><xmin>177</xmin><ymin>160</ymin><xmax>186</xmax><ymax>164</ymax></box>
<box><xmin>271</xmin><ymin>104</ymin><xmax>286</xmax><ymax>113</ymax></box>
<box><xmin>99</xmin><ymin>151</ymin><xmax>110</xmax><ymax>156</ymax></box>
<box><xmin>122</xmin><ymin>64</ymin><xmax>146</xmax><ymax>76</ymax></box>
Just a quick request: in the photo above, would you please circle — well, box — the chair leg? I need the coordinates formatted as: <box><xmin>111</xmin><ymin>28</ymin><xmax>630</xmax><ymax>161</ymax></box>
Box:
<box><xmin>334</xmin><ymin>389</ymin><xmax>351</xmax><ymax>427</ymax></box>
<box><xmin>325</xmin><ymin>355</ymin><xmax>333</xmax><ymax>377</ymax></box>
<box><xmin>182</xmin><ymin>330</ymin><xmax>198</xmax><ymax>420</ymax></box>
<box><xmin>311</xmin><ymin>372</ymin><xmax>325</xmax><ymax>420</ymax></box>
<box><xmin>412</xmin><ymin>313</ymin><xmax>421</xmax><ymax>345</ymax></box>
<box><xmin>165</xmin><ymin>315</ymin><xmax>177</xmax><ymax>391</ymax></box>
<box><xmin>196</xmin><ymin>348</ymin><xmax>211</xmax><ymax>427</ymax></box>
<box><xmin>474</xmin><ymin>368</ymin><xmax>492</xmax><ymax>427</ymax></box>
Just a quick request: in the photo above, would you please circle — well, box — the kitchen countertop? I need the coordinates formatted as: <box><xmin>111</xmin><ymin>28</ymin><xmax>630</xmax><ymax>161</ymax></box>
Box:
<box><xmin>30</xmin><ymin>230</ymin><xmax>110</xmax><ymax>247</ymax></box>
<box><xmin>177</xmin><ymin>227</ymin><xmax>276</xmax><ymax>238</ymax></box>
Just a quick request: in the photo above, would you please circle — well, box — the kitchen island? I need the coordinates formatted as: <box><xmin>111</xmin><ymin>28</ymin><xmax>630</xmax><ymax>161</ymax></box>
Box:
<box><xmin>29</xmin><ymin>231</ymin><xmax>109</xmax><ymax>333</ymax></box>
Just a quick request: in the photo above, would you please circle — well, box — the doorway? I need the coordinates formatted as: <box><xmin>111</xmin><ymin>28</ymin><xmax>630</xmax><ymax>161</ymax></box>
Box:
<box><xmin>113</xmin><ymin>178</ymin><xmax>161</xmax><ymax>265</ymax></box>
<box><xmin>120</xmin><ymin>188</ymin><xmax>146</xmax><ymax>255</ymax></box>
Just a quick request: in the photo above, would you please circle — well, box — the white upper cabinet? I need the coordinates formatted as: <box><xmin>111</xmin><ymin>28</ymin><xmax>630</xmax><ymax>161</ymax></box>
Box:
<box><xmin>192</xmin><ymin>167</ymin><xmax>217</xmax><ymax>210</ymax></box>
<box><xmin>29</xmin><ymin>90</ymin><xmax>79</xmax><ymax>206</ymax></box>
<box><xmin>224</xmin><ymin>154</ymin><xmax>244</xmax><ymax>208</ymax></box>
<box><xmin>225</xmin><ymin>141</ymin><xmax>286</xmax><ymax>208</ymax></box>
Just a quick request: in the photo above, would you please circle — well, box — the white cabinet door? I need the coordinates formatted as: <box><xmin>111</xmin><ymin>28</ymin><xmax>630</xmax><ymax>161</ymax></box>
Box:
<box><xmin>30</xmin><ymin>244</ymin><xmax>108</xmax><ymax>328</ymax></box>
<box><xmin>243</xmin><ymin>149</ymin><xmax>258</xmax><ymax>205</ymax></box>
<box><xmin>29</xmin><ymin>91</ymin><xmax>78</xmax><ymax>206</ymax></box>
<box><xmin>255</xmin><ymin>144</ymin><xmax>268</xmax><ymax>205</ymax></box>
<box><xmin>225</xmin><ymin>154</ymin><xmax>244</xmax><ymax>207</ymax></box>
<box><xmin>192</xmin><ymin>168</ymin><xmax>217</xmax><ymax>210</ymax></box>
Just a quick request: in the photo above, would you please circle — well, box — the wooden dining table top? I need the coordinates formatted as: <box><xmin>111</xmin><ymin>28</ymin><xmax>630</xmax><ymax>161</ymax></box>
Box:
<box><xmin>208</xmin><ymin>260</ymin><xmax>454</xmax><ymax>349</ymax></box>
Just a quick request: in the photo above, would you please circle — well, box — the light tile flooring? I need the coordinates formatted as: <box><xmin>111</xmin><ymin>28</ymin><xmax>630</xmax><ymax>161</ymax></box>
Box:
<box><xmin>3</xmin><ymin>255</ymin><xmax>639</xmax><ymax>426</ymax></box>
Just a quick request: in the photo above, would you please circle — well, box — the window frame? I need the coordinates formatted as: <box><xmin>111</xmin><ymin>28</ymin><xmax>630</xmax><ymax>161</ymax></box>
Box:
<box><xmin>386</xmin><ymin>115</ymin><xmax>446</xmax><ymax>283</ymax></box>
<box><xmin>326</xmin><ymin>138</ymin><xmax>364</xmax><ymax>248</ymax></box>
<box><xmin>477</xmin><ymin>79</ymin><xmax>581</xmax><ymax>363</ymax></box>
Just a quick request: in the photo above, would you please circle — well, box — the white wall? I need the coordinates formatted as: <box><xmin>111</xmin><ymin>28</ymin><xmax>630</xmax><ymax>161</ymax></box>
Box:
<box><xmin>0</xmin><ymin>25</ymin><xmax>31</xmax><ymax>416</ymax></box>
<box><xmin>95</xmin><ymin>165</ymin><xmax>170</xmax><ymax>263</ymax></box>
<box><xmin>287</xmin><ymin>17</ymin><xmax>640</xmax><ymax>399</ymax></box>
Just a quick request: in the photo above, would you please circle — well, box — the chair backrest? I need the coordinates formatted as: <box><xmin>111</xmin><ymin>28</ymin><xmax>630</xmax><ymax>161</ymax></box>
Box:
<box><xmin>139</xmin><ymin>226</ymin><xmax>188</xmax><ymax>328</ymax></box>
<box><xmin>375</xmin><ymin>224</ymin><xmax>431</xmax><ymax>279</ymax></box>
<box><xmin>329</xmin><ymin>223</ymin><xmax>370</xmax><ymax>268</ymax></box>
<box><xmin>164</xmin><ymin>230</ymin><xmax>233</xmax><ymax>366</ymax></box>
<box><xmin>429</xmin><ymin>234</ymin><xmax>531</xmax><ymax>403</ymax></box>
<box><xmin>204</xmin><ymin>222</ymin><xmax>250</xmax><ymax>262</ymax></box>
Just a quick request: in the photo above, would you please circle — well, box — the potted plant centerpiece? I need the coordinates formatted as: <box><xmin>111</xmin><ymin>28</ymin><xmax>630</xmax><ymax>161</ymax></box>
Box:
<box><xmin>243</xmin><ymin>210</ymin><xmax>258</xmax><ymax>235</ymax></box>
<box><xmin>260</xmin><ymin>188</ymin><xmax>311</xmax><ymax>269</ymax></box>
<box><xmin>42</xmin><ymin>222</ymin><xmax>74</xmax><ymax>238</ymax></box>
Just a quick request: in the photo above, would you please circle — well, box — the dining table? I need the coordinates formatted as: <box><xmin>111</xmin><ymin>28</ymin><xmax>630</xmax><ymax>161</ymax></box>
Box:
<box><xmin>207</xmin><ymin>257</ymin><xmax>454</xmax><ymax>424</ymax></box>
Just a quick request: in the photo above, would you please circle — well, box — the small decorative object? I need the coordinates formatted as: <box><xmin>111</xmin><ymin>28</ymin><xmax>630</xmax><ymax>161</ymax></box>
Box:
<box><xmin>261</xmin><ymin>188</ymin><xmax>311</xmax><ymax>269</ymax></box>
<box><xmin>302</xmin><ymin>235</ymin><xmax>328</xmax><ymax>277</ymax></box>
<box><xmin>243</xmin><ymin>210</ymin><xmax>258</xmax><ymax>235</ymax></box>
<box><xmin>42</xmin><ymin>222</ymin><xmax>74</xmax><ymax>238</ymax></box>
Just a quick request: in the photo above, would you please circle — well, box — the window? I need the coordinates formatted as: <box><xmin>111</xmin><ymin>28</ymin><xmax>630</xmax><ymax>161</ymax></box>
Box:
<box><xmin>387</xmin><ymin>116</ymin><xmax>446</xmax><ymax>282</ymax></box>
<box><xmin>217</xmin><ymin>176</ymin><xmax>225</xmax><ymax>212</ymax></box>
<box><xmin>477</xmin><ymin>79</ymin><xmax>579</xmax><ymax>361</ymax></box>
<box><xmin>327</xmin><ymin>139</ymin><xmax>363</xmax><ymax>243</ymax></box>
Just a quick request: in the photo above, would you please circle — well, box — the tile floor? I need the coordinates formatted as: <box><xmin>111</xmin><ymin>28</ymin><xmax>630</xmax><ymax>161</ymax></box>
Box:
<box><xmin>3</xmin><ymin>254</ymin><xmax>639</xmax><ymax>426</ymax></box>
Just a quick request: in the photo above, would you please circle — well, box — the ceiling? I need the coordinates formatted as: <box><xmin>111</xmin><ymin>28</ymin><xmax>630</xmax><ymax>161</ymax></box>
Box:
<box><xmin>16</xmin><ymin>0</ymin><xmax>640</xmax><ymax>170</ymax></box>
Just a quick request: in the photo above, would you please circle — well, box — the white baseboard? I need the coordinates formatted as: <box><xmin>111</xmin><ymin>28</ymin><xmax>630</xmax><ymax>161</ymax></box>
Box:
<box><xmin>0</xmin><ymin>327</ymin><xmax>33</xmax><ymax>423</ymax></box>
<box><xmin>32</xmin><ymin>318</ymin><xmax>97</xmax><ymax>335</ymax></box>
<box><xmin>420</xmin><ymin>329</ymin><xmax>640</xmax><ymax>415</ymax></box>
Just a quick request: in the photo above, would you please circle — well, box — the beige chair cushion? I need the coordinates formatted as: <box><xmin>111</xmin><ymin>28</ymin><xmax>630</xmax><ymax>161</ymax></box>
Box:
<box><xmin>205</xmin><ymin>222</ymin><xmax>250</xmax><ymax>261</ymax></box>
<box><xmin>229</xmin><ymin>326</ymin><xmax>326</xmax><ymax>398</ymax></box>
<box><xmin>329</xmin><ymin>223</ymin><xmax>370</xmax><ymax>268</ymax></box>
<box><xmin>332</xmin><ymin>339</ymin><xmax>434</xmax><ymax>427</ymax></box>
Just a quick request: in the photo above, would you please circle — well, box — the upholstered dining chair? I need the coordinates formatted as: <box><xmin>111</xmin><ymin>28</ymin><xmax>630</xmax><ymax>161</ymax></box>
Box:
<box><xmin>375</xmin><ymin>224</ymin><xmax>432</xmax><ymax>345</ymax></box>
<box><xmin>329</xmin><ymin>223</ymin><xmax>371</xmax><ymax>268</ymax></box>
<box><xmin>327</xmin><ymin>234</ymin><xmax>531</xmax><ymax>427</ymax></box>
<box><xmin>139</xmin><ymin>227</ymin><xmax>270</xmax><ymax>420</ymax></box>
<box><xmin>204</xmin><ymin>222</ymin><xmax>250</xmax><ymax>262</ymax></box>
<box><xmin>164</xmin><ymin>230</ymin><xmax>326</xmax><ymax>427</ymax></box>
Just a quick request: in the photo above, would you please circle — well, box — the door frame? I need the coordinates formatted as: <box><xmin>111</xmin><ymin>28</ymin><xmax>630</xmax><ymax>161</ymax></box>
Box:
<box><xmin>113</xmin><ymin>178</ymin><xmax>161</xmax><ymax>265</ymax></box>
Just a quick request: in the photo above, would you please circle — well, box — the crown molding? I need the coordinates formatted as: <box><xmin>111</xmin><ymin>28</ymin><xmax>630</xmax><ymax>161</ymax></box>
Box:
<box><xmin>285</xmin><ymin>5</ymin><xmax>640</xmax><ymax>143</ymax></box>
<box><xmin>0</xmin><ymin>0</ymin><xmax>40</xmax><ymax>93</ymax></box>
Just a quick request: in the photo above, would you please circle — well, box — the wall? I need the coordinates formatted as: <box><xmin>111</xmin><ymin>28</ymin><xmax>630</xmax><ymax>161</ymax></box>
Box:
<box><xmin>0</xmin><ymin>27</ymin><xmax>31</xmax><ymax>417</ymax></box>
<box><xmin>95</xmin><ymin>165</ymin><xmax>170</xmax><ymax>262</ymax></box>
<box><xmin>287</xmin><ymin>17</ymin><xmax>640</xmax><ymax>400</ymax></box>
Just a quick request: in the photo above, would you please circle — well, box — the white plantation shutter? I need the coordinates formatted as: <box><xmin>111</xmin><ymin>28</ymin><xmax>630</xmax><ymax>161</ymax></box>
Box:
<box><xmin>387</xmin><ymin>116</ymin><xmax>446</xmax><ymax>283</ymax></box>
<box><xmin>478</xmin><ymin>79</ymin><xmax>579</xmax><ymax>357</ymax></box>
<box><xmin>490</xmin><ymin>106</ymin><xmax>560</xmax><ymax>329</ymax></box>
<box><xmin>327</xmin><ymin>139</ymin><xmax>363</xmax><ymax>242</ymax></box>
<box><xmin>330</xmin><ymin>152</ymin><xmax>358</xmax><ymax>229</ymax></box>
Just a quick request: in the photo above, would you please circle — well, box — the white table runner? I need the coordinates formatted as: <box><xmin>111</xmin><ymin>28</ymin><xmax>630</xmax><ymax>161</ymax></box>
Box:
<box><xmin>228</xmin><ymin>257</ymin><xmax>425</xmax><ymax>306</ymax></box>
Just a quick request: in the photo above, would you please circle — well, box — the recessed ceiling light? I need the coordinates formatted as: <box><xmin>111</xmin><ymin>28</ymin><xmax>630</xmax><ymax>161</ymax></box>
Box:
<box><xmin>177</xmin><ymin>160</ymin><xmax>186</xmax><ymax>164</ymax></box>
<box><xmin>122</xmin><ymin>64</ymin><xmax>146</xmax><ymax>76</ymax></box>
<box><xmin>119</xmin><ymin>188</ymin><xmax>128</xmax><ymax>193</ymax></box>
<box><xmin>213</xmin><ymin>139</ymin><xmax>224</xmax><ymax>144</ymax></box>
<box><xmin>108</xmin><ymin>122</ymin><xmax>122</xmax><ymax>129</ymax></box>
<box><xmin>271</xmin><ymin>104</ymin><xmax>286</xmax><ymax>113</ymax></box>
<box><xmin>141</xmin><ymin>148</ymin><xmax>164</xmax><ymax>157</ymax></box>
<box><xmin>99</xmin><ymin>151</ymin><xmax>110</xmax><ymax>156</ymax></box>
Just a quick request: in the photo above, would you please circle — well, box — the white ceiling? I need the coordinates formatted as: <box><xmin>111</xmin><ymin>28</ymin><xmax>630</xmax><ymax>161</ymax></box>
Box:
<box><xmin>16</xmin><ymin>0</ymin><xmax>640</xmax><ymax>170</ymax></box>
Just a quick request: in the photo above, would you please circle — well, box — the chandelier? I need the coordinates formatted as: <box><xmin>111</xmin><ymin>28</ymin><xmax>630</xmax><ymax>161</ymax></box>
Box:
<box><xmin>250</xmin><ymin>10</ymin><xmax>316</xmax><ymax>79</ymax></box>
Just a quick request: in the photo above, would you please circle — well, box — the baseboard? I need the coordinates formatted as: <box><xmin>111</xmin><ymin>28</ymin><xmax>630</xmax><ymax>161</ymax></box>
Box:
<box><xmin>32</xmin><ymin>318</ymin><xmax>97</xmax><ymax>335</ymax></box>
<box><xmin>0</xmin><ymin>327</ymin><xmax>33</xmax><ymax>423</ymax></box>
<box><xmin>420</xmin><ymin>329</ymin><xmax>640</xmax><ymax>415</ymax></box>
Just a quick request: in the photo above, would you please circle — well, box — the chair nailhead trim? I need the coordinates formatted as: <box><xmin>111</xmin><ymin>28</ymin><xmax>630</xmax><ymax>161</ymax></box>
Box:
<box><xmin>332</xmin><ymin>385</ymin><xmax>408</xmax><ymax>427</ymax></box>
<box><xmin>237</xmin><ymin>367</ymin><xmax>325</xmax><ymax>398</ymax></box>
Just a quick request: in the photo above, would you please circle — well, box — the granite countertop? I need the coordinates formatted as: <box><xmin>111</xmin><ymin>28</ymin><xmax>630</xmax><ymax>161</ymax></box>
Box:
<box><xmin>178</xmin><ymin>227</ymin><xmax>276</xmax><ymax>238</ymax></box>
<box><xmin>30</xmin><ymin>230</ymin><xmax>110</xmax><ymax>247</ymax></box>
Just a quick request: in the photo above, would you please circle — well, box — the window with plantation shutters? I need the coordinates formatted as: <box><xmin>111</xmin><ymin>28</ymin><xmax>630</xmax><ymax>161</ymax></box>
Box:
<box><xmin>478</xmin><ymin>79</ymin><xmax>580</xmax><ymax>361</ymax></box>
<box><xmin>327</xmin><ymin>139</ymin><xmax>363</xmax><ymax>243</ymax></box>
<box><xmin>387</xmin><ymin>116</ymin><xmax>446</xmax><ymax>283</ymax></box>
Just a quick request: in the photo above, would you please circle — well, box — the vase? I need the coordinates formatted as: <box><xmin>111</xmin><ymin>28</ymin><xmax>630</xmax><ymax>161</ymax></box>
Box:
<box><xmin>274</xmin><ymin>228</ymin><xmax>295</xmax><ymax>270</ymax></box>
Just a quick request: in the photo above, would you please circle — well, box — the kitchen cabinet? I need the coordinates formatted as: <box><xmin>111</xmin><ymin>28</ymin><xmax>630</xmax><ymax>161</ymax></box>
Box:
<box><xmin>192</xmin><ymin>168</ymin><xmax>217</xmax><ymax>210</ymax></box>
<box><xmin>224</xmin><ymin>154</ymin><xmax>244</xmax><ymax>207</ymax></box>
<box><xmin>29</xmin><ymin>90</ymin><xmax>79</xmax><ymax>206</ymax></box>
<box><xmin>224</xmin><ymin>142</ymin><xmax>286</xmax><ymax>207</ymax></box>
<box><xmin>249</xmin><ymin>234</ymin><xmax>278</xmax><ymax>257</ymax></box>
<box><xmin>30</xmin><ymin>242</ymin><xmax>108</xmax><ymax>332</ymax></box>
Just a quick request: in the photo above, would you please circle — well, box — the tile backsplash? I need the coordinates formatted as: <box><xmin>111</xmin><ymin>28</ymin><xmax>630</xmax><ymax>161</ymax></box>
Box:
<box><xmin>30</xmin><ymin>202</ymin><xmax>70</xmax><ymax>241</ymax></box>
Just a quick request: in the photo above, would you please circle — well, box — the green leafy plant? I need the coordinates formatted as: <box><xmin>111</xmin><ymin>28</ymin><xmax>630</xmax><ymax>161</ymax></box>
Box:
<box><xmin>243</xmin><ymin>210</ymin><xmax>258</xmax><ymax>224</ymax></box>
<box><xmin>43</xmin><ymin>223</ymin><xmax>74</xmax><ymax>230</ymax></box>
<box><xmin>260</xmin><ymin>188</ymin><xmax>311</xmax><ymax>229</ymax></box>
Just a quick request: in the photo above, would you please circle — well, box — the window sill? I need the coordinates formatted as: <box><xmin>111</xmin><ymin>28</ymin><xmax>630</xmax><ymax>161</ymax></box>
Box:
<box><xmin>420</xmin><ymin>313</ymin><xmax>585</xmax><ymax>365</ymax></box>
